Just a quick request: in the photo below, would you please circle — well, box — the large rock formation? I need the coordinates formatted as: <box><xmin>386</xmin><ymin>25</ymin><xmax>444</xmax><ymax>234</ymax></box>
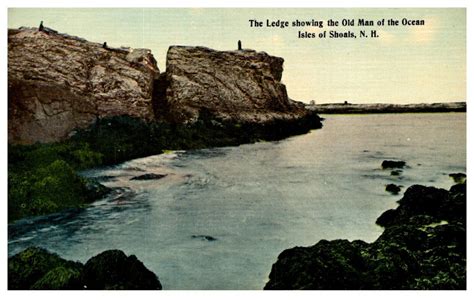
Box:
<box><xmin>154</xmin><ymin>46</ymin><xmax>310</xmax><ymax>124</ymax></box>
<box><xmin>8</xmin><ymin>27</ymin><xmax>320</xmax><ymax>146</ymax></box>
<box><xmin>265</xmin><ymin>182</ymin><xmax>466</xmax><ymax>290</ymax></box>
<box><xmin>8</xmin><ymin>27</ymin><xmax>158</xmax><ymax>144</ymax></box>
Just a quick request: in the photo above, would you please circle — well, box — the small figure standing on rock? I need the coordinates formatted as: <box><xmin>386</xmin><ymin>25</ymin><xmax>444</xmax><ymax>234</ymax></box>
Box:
<box><xmin>102</xmin><ymin>42</ymin><xmax>108</xmax><ymax>49</ymax></box>
<box><xmin>238</xmin><ymin>40</ymin><xmax>242</xmax><ymax>50</ymax></box>
<box><xmin>39</xmin><ymin>21</ymin><xmax>44</xmax><ymax>31</ymax></box>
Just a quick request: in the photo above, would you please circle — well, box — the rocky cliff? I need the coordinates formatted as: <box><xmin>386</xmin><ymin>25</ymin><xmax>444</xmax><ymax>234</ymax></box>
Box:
<box><xmin>154</xmin><ymin>46</ymin><xmax>309</xmax><ymax>123</ymax></box>
<box><xmin>8</xmin><ymin>27</ymin><xmax>159</xmax><ymax>144</ymax></box>
<box><xmin>8</xmin><ymin>27</ymin><xmax>319</xmax><ymax>145</ymax></box>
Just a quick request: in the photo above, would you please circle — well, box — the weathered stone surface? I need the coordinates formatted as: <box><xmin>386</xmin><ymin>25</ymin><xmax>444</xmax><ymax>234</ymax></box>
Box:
<box><xmin>9</xmin><ymin>27</ymin><xmax>321</xmax><ymax>146</ymax></box>
<box><xmin>8</xmin><ymin>27</ymin><xmax>159</xmax><ymax>144</ymax></box>
<box><xmin>155</xmin><ymin>46</ymin><xmax>311</xmax><ymax>124</ymax></box>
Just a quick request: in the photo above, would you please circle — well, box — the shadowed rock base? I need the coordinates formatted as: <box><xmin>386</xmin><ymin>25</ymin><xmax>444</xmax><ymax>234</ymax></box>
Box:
<box><xmin>8</xmin><ymin>247</ymin><xmax>162</xmax><ymax>290</ymax></box>
<box><xmin>264</xmin><ymin>182</ymin><xmax>466</xmax><ymax>290</ymax></box>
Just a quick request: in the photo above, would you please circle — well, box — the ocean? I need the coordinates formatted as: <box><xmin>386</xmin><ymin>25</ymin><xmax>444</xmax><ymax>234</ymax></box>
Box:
<box><xmin>8</xmin><ymin>113</ymin><xmax>466</xmax><ymax>289</ymax></box>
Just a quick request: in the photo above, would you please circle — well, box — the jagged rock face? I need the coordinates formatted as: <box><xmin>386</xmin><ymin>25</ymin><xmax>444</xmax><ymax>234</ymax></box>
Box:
<box><xmin>8</xmin><ymin>27</ymin><xmax>159</xmax><ymax>144</ymax></box>
<box><xmin>156</xmin><ymin>46</ymin><xmax>305</xmax><ymax>123</ymax></box>
<box><xmin>8</xmin><ymin>28</ymin><xmax>318</xmax><ymax>144</ymax></box>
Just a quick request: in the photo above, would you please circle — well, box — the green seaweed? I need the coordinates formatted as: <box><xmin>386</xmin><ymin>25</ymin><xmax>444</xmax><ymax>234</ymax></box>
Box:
<box><xmin>8</xmin><ymin>247</ymin><xmax>161</xmax><ymax>290</ymax></box>
<box><xmin>31</xmin><ymin>266</ymin><xmax>82</xmax><ymax>290</ymax></box>
<box><xmin>8</xmin><ymin>247</ymin><xmax>83</xmax><ymax>290</ymax></box>
<box><xmin>9</xmin><ymin>113</ymin><xmax>322</xmax><ymax>222</ymax></box>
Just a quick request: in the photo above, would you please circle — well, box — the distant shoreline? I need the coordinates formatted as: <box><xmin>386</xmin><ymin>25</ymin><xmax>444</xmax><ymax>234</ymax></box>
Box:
<box><xmin>306</xmin><ymin>102</ymin><xmax>466</xmax><ymax>114</ymax></box>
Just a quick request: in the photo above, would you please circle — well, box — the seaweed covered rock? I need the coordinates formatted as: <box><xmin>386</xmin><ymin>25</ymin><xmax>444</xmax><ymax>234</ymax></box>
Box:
<box><xmin>82</xmin><ymin>250</ymin><xmax>162</xmax><ymax>290</ymax></box>
<box><xmin>376</xmin><ymin>184</ymin><xmax>464</xmax><ymax>227</ymax></box>
<box><xmin>8</xmin><ymin>247</ymin><xmax>162</xmax><ymax>290</ymax></box>
<box><xmin>31</xmin><ymin>266</ymin><xmax>83</xmax><ymax>289</ymax></box>
<box><xmin>449</xmin><ymin>173</ymin><xmax>466</xmax><ymax>184</ymax></box>
<box><xmin>8</xmin><ymin>247</ymin><xmax>83</xmax><ymax>289</ymax></box>
<box><xmin>265</xmin><ymin>182</ymin><xmax>466</xmax><ymax>290</ymax></box>
<box><xmin>8</xmin><ymin>158</ymin><xmax>110</xmax><ymax>222</ymax></box>
<box><xmin>265</xmin><ymin>239</ymin><xmax>369</xmax><ymax>289</ymax></box>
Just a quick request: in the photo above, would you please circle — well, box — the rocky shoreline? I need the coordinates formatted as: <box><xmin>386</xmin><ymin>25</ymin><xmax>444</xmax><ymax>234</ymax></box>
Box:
<box><xmin>8</xmin><ymin>25</ymin><xmax>466</xmax><ymax>291</ymax></box>
<box><xmin>8</xmin><ymin>247</ymin><xmax>161</xmax><ymax>290</ymax></box>
<box><xmin>8</xmin><ymin>26</ymin><xmax>322</xmax><ymax>222</ymax></box>
<box><xmin>264</xmin><ymin>178</ymin><xmax>466</xmax><ymax>290</ymax></box>
<box><xmin>8</xmin><ymin>26</ymin><xmax>317</xmax><ymax>145</ymax></box>
<box><xmin>10</xmin><ymin>177</ymin><xmax>466</xmax><ymax>290</ymax></box>
<box><xmin>8</xmin><ymin>111</ymin><xmax>321</xmax><ymax>222</ymax></box>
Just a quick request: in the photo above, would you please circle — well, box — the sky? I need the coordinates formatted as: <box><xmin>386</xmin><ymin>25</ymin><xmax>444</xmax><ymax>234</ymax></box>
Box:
<box><xmin>8</xmin><ymin>8</ymin><xmax>466</xmax><ymax>104</ymax></box>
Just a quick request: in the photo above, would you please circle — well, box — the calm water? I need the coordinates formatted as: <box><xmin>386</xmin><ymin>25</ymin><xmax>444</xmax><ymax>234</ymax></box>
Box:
<box><xmin>8</xmin><ymin>113</ymin><xmax>466</xmax><ymax>289</ymax></box>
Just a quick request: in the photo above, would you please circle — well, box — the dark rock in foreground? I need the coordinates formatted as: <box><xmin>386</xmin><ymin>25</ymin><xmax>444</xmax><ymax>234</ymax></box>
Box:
<box><xmin>130</xmin><ymin>173</ymin><xmax>167</xmax><ymax>181</ymax></box>
<box><xmin>376</xmin><ymin>184</ymin><xmax>465</xmax><ymax>227</ymax></box>
<box><xmin>82</xmin><ymin>250</ymin><xmax>162</xmax><ymax>290</ymax></box>
<box><xmin>382</xmin><ymin>160</ymin><xmax>406</xmax><ymax>169</ymax></box>
<box><xmin>265</xmin><ymin>239</ymin><xmax>369</xmax><ymax>290</ymax></box>
<box><xmin>265</xmin><ymin>182</ymin><xmax>466</xmax><ymax>290</ymax></box>
<box><xmin>8</xmin><ymin>247</ymin><xmax>83</xmax><ymax>290</ymax></box>
<box><xmin>8</xmin><ymin>247</ymin><xmax>161</xmax><ymax>290</ymax></box>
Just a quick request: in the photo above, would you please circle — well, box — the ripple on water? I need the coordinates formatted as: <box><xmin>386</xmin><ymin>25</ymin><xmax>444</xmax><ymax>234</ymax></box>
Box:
<box><xmin>8</xmin><ymin>114</ymin><xmax>466</xmax><ymax>289</ymax></box>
